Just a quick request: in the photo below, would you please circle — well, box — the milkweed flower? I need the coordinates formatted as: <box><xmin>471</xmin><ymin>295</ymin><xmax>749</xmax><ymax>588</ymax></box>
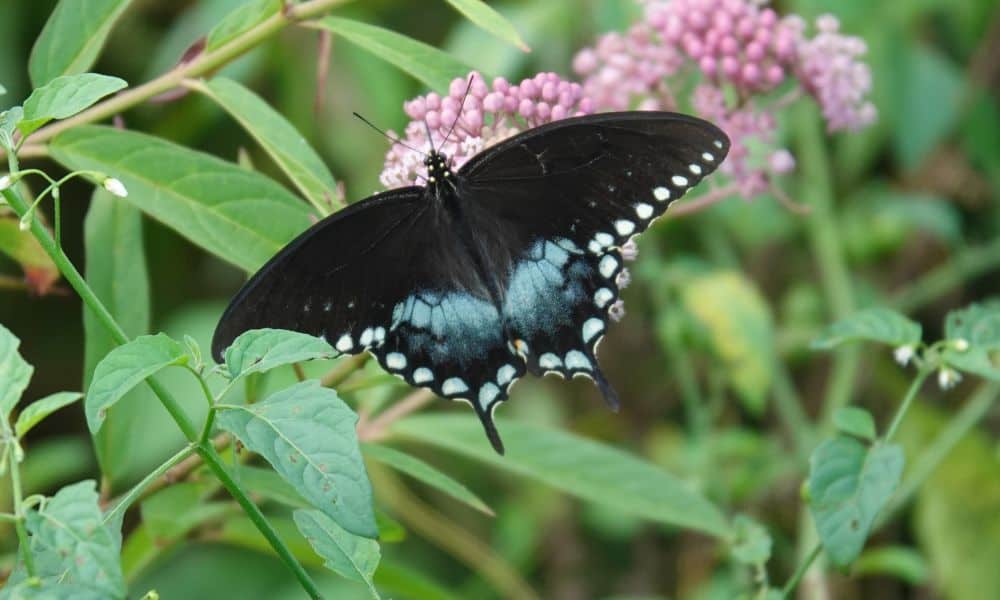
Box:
<box><xmin>938</xmin><ymin>367</ymin><xmax>961</xmax><ymax>390</ymax></box>
<box><xmin>380</xmin><ymin>72</ymin><xmax>595</xmax><ymax>188</ymax></box>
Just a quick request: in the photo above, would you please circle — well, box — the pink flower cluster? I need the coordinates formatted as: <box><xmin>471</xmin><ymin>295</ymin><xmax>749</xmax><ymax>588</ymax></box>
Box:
<box><xmin>649</xmin><ymin>0</ymin><xmax>796</xmax><ymax>93</ymax></box>
<box><xmin>380</xmin><ymin>72</ymin><xmax>594</xmax><ymax>188</ymax></box>
<box><xmin>572</xmin><ymin>0</ymin><xmax>876</xmax><ymax>198</ymax></box>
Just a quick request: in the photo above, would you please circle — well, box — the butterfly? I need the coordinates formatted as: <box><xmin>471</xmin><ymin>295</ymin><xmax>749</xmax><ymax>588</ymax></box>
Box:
<box><xmin>212</xmin><ymin>111</ymin><xmax>730</xmax><ymax>453</ymax></box>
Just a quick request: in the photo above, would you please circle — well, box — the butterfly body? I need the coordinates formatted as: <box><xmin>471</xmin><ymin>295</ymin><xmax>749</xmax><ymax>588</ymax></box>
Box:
<box><xmin>212</xmin><ymin>112</ymin><xmax>730</xmax><ymax>452</ymax></box>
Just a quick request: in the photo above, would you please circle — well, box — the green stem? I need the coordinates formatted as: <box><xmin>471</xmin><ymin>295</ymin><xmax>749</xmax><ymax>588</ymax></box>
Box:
<box><xmin>884</xmin><ymin>369</ymin><xmax>930</xmax><ymax>442</ymax></box>
<box><xmin>197</xmin><ymin>443</ymin><xmax>323</xmax><ymax>599</ymax></box>
<box><xmin>7</xmin><ymin>435</ymin><xmax>36</xmax><ymax>578</ymax></box>
<box><xmin>771</xmin><ymin>365</ymin><xmax>813</xmax><ymax>460</ymax></box>
<box><xmin>188</xmin><ymin>365</ymin><xmax>218</xmax><ymax>442</ymax></box>
<box><xmin>892</xmin><ymin>236</ymin><xmax>1000</xmax><ymax>313</ymax></box>
<box><xmin>104</xmin><ymin>444</ymin><xmax>196</xmax><ymax>525</ymax></box>
<box><xmin>782</xmin><ymin>543</ymin><xmax>822</xmax><ymax>598</ymax></box>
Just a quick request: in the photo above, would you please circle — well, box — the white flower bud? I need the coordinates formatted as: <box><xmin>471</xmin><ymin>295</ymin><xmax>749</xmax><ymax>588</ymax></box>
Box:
<box><xmin>18</xmin><ymin>214</ymin><xmax>31</xmax><ymax>231</ymax></box>
<box><xmin>102</xmin><ymin>177</ymin><xmax>128</xmax><ymax>198</ymax></box>
<box><xmin>937</xmin><ymin>367</ymin><xmax>961</xmax><ymax>390</ymax></box>
<box><xmin>893</xmin><ymin>344</ymin><xmax>915</xmax><ymax>367</ymax></box>
<box><xmin>0</xmin><ymin>174</ymin><xmax>11</xmax><ymax>191</ymax></box>
<box><xmin>953</xmin><ymin>338</ymin><xmax>969</xmax><ymax>352</ymax></box>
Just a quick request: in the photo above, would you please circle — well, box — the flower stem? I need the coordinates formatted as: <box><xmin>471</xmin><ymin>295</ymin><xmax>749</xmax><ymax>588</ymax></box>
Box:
<box><xmin>782</xmin><ymin>543</ymin><xmax>822</xmax><ymax>598</ymax></box>
<box><xmin>7</xmin><ymin>432</ymin><xmax>36</xmax><ymax>577</ymax></box>
<box><xmin>884</xmin><ymin>369</ymin><xmax>930</xmax><ymax>442</ymax></box>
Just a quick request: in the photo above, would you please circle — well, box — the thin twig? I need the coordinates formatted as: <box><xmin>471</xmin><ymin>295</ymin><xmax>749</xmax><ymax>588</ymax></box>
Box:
<box><xmin>357</xmin><ymin>388</ymin><xmax>435</xmax><ymax>442</ymax></box>
<box><xmin>666</xmin><ymin>183</ymin><xmax>740</xmax><ymax>218</ymax></box>
<box><xmin>321</xmin><ymin>353</ymin><xmax>369</xmax><ymax>387</ymax></box>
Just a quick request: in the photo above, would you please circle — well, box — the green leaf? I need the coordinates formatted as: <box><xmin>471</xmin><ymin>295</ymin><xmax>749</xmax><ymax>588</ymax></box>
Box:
<box><xmin>681</xmin><ymin>271</ymin><xmax>775</xmax><ymax>414</ymax></box>
<box><xmin>28</xmin><ymin>0</ymin><xmax>136</xmax><ymax>86</ymax></box>
<box><xmin>85</xmin><ymin>333</ymin><xmax>188</xmax><ymax>433</ymax></box>
<box><xmin>0</xmin><ymin>216</ymin><xmax>61</xmax><ymax>290</ymax></box>
<box><xmin>14</xmin><ymin>391</ymin><xmax>82</xmax><ymax>437</ymax></box>
<box><xmin>223</xmin><ymin>328</ymin><xmax>336</xmax><ymax>379</ymax></box>
<box><xmin>236</xmin><ymin>464</ymin><xmax>309</xmax><ymax>508</ymax></box>
<box><xmin>853</xmin><ymin>546</ymin><xmax>929</xmax><ymax>585</ymax></box>
<box><xmin>729</xmin><ymin>515</ymin><xmax>772</xmax><ymax>566</ymax></box>
<box><xmin>941</xmin><ymin>299</ymin><xmax>1000</xmax><ymax>381</ymax></box>
<box><xmin>83</xmin><ymin>188</ymin><xmax>153</xmax><ymax>483</ymax></box>
<box><xmin>808</xmin><ymin>436</ymin><xmax>904</xmax><ymax>566</ymax></box>
<box><xmin>216</xmin><ymin>380</ymin><xmax>377</xmax><ymax>538</ymax></box>
<box><xmin>893</xmin><ymin>45</ymin><xmax>964</xmax><ymax>169</ymax></box>
<box><xmin>0</xmin><ymin>323</ymin><xmax>33</xmax><ymax>420</ymax></box>
<box><xmin>393</xmin><ymin>415</ymin><xmax>730</xmax><ymax>537</ymax></box>
<box><xmin>50</xmin><ymin>125</ymin><xmax>314</xmax><ymax>272</ymax></box>
<box><xmin>196</xmin><ymin>77</ymin><xmax>339</xmax><ymax>212</ymax></box>
<box><xmin>314</xmin><ymin>17</ymin><xmax>473</xmax><ymax>92</ymax></box>
<box><xmin>444</xmin><ymin>0</ymin><xmax>530</xmax><ymax>52</ymax></box>
<box><xmin>25</xmin><ymin>481</ymin><xmax>125</xmax><ymax>598</ymax></box>
<box><xmin>206</xmin><ymin>0</ymin><xmax>281</xmax><ymax>51</ymax></box>
<box><xmin>811</xmin><ymin>308</ymin><xmax>922</xmax><ymax>350</ymax></box>
<box><xmin>363</xmin><ymin>443</ymin><xmax>493</xmax><ymax>515</ymax></box>
<box><xmin>19</xmin><ymin>73</ymin><xmax>127</xmax><ymax>137</ymax></box>
<box><xmin>833</xmin><ymin>406</ymin><xmax>877</xmax><ymax>442</ymax></box>
<box><xmin>293</xmin><ymin>509</ymin><xmax>381</xmax><ymax>595</ymax></box>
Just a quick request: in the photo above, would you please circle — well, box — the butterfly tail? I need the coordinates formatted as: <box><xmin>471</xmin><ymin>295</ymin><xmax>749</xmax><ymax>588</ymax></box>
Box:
<box><xmin>475</xmin><ymin>407</ymin><xmax>506</xmax><ymax>455</ymax></box>
<box><xmin>592</xmin><ymin>364</ymin><xmax>620</xmax><ymax>413</ymax></box>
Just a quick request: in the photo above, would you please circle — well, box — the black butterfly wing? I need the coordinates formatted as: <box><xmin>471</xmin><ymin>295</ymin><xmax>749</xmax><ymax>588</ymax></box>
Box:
<box><xmin>211</xmin><ymin>186</ymin><xmax>524</xmax><ymax>452</ymax></box>
<box><xmin>456</xmin><ymin>111</ymin><xmax>730</xmax><ymax>404</ymax></box>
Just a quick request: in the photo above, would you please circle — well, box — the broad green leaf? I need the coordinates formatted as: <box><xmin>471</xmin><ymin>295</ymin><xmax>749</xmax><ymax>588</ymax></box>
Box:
<box><xmin>893</xmin><ymin>45</ymin><xmax>964</xmax><ymax>169</ymax></box>
<box><xmin>0</xmin><ymin>216</ymin><xmax>60</xmax><ymax>294</ymax></box>
<box><xmin>19</xmin><ymin>73</ymin><xmax>127</xmax><ymax>137</ymax></box>
<box><xmin>216</xmin><ymin>380</ymin><xmax>377</xmax><ymax>538</ymax></box>
<box><xmin>899</xmin><ymin>404</ymin><xmax>1000</xmax><ymax>599</ymax></box>
<box><xmin>853</xmin><ymin>546</ymin><xmax>929</xmax><ymax>585</ymax></box>
<box><xmin>681</xmin><ymin>271</ymin><xmax>774</xmax><ymax>414</ymax></box>
<box><xmin>811</xmin><ymin>308</ymin><xmax>922</xmax><ymax>350</ymax></box>
<box><xmin>729</xmin><ymin>515</ymin><xmax>772</xmax><ymax>566</ymax></box>
<box><xmin>294</xmin><ymin>509</ymin><xmax>381</xmax><ymax>594</ymax></box>
<box><xmin>145</xmin><ymin>0</ymin><xmax>248</xmax><ymax>77</ymax></box>
<box><xmin>28</xmin><ymin>0</ymin><xmax>136</xmax><ymax>86</ymax></box>
<box><xmin>941</xmin><ymin>300</ymin><xmax>1000</xmax><ymax>381</ymax></box>
<box><xmin>50</xmin><ymin>126</ymin><xmax>314</xmax><ymax>272</ymax></box>
<box><xmin>85</xmin><ymin>333</ymin><xmax>188</xmax><ymax>433</ymax></box>
<box><xmin>372</xmin><ymin>559</ymin><xmax>462</xmax><ymax>600</ymax></box>
<box><xmin>83</xmin><ymin>188</ymin><xmax>153</xmax><ymax>483</ymax></box>
<box><xmin>833</xmin><ymin>406</ymin><xmax>877</xmax><ymax>442</ymax></box>
<box><xmin>206</xmin><ymin>0</ymin><xmax>281</xmax><ymax>51</ymax></box>
<box><xmin>141</xmin><ymin>482</ymin><xmax>230</xmax><ymax>542</ymax></box>
<box><xmin>0</xmin><ymin>323</ymin><xmax>32</xmax><ymax>419</ymax></box>
<box><xmin>808</xmin><ymin>436</ymin><xmax>904</xmax><ymax>566</ymax></box>
<box><xmin>14</xmin><ymin>391</ymin><xmax>82</xmax><ymax>437</ymax></box>
<box><xmin>364</xmin><ymin>443</ymin><xmax>493</xmax><ymax>515</ymax></box>
<box><xmin>237</xmin><ymin>464</ymin><xmax>310</xmax><ymax>508</ymax></box>
<box><xmin>25</xmin><ymin>481</ymin><xmax>125</xmax><ymax>598</ymax></box>
<box><xmin>393</xmin><ymin>415</ymin><xmax>730</xmax><ymax>537</ymax></box>
<box><xmin>444</xmin><ymin>0</ymin><xmax>530</xmax><ymax>52</ymax></box>
<box><xmin>315</xmin><ymin>17</ymin><xmax>473</xmax><ymax>92</ymax></box>
<box><xmin>224</xmin><ymin>328</ymin><xmax>336</xmax><ymax>379</ymax></box>
<box><xmin>197</xmin><ymin>77</ymin><xmax>338</xmax><ymax>212</ymax></box>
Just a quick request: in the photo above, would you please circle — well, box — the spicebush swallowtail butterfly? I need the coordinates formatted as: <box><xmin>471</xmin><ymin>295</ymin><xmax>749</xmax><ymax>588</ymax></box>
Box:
<box><xmin>212</xmin><ymin>111</ymin><xmax>730</xmax><ymax>453</ymax></box>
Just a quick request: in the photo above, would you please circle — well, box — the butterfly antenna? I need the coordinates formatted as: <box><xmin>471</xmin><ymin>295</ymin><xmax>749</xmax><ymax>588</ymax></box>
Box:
<box><xmin>442</xmin><ymin>74</ymin><xmax>475</xmax><ymax>147</ymax></box>
<box><xmin>423</xmin><ymin>119</ymin><xmax>435</xmax><ymax>153</ymax></box>
<box><xmin>352</xmin><ymin>112</ymin><xmax>426</xmax><ymax>156</ymax></box>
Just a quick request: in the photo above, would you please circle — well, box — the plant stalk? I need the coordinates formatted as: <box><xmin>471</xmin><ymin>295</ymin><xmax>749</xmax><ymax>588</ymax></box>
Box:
<box><xmin>7</xmin><ymin>434</ymin><xmax>36</xmax><ymax>577</ymax></box>
<box><xmin>104</xmin><ymin>444</ymin><xmax>196</xmax><ymax>523</ymax></box>
<box><xmin>884</xmin><ymin>369</ymin><xmax>930</xmax><ymax>442</ymax></box>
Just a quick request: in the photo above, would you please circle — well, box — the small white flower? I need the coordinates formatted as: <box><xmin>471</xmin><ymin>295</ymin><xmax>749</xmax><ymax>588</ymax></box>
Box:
<box><xmin>0</xmin><ymin>174</ymin><xmax>11</xmax><ymax>191</ymax></box>
<box><xmin>102</xmin><ymin>177</ymin><xmax>128</xmax><ymax>198</ymax></box>
<box><xmin>953</xmin><ymin>338</ymin><xmax>969</xmax><ymax>352</ymax></box>
<box><xmin>18</xmin><ymin>214</ymin><xmax>31</xmax><ymax>231</ymax></box>
<box><xmin>615</xmin><ymin>267</ymin><xmax>631</xmax><ymax>289</ymax></box>
<box><xmin>938</xmin><ymin>367</ymin><xmax>962</xmax><ymax>390</ymax></box>
<box><xmin>893</xmin><ymin>344</ymin><xmax>915</xmax><ymax>367</ymax></box>
<box><xmin>609</xmin><ymin>299</ymin><xmax>626</xmax><ymax>322</ymax></box>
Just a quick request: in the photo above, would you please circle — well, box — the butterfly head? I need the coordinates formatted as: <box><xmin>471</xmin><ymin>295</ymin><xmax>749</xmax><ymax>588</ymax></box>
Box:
<box><xmin>423</xmin><ymin>151</ymin><xmax>454</xmax><ymax>185</ymax></box>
